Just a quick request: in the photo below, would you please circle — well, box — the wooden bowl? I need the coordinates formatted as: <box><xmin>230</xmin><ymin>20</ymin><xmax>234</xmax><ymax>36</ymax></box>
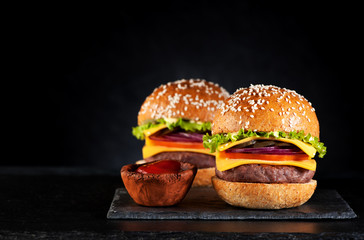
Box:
<box><xmin>120</xmin><ymin>161</ymin><xmax>197</xmax><ymax>206</ymax></box>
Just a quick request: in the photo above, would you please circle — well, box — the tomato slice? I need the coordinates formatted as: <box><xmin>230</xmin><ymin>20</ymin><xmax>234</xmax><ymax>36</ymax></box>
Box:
<box><xmin>147</xmin><ymin>138</ymin><xmax>205</xmax><ymax>149</ymax></box>
<box><xmin>219</xmin><ymin>151</ymin><xmax>310</xmax><ymax>161</ymax></box>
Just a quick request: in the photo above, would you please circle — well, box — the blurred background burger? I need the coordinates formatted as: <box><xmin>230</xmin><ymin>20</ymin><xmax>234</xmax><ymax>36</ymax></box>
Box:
<box><xmin>132</xmin><ymin>79</ymin><xmax>229</xmax><ymax>186</ymax></box>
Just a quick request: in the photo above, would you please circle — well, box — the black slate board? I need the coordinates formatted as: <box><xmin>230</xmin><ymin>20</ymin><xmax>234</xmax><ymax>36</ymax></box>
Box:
<box><xmin>107</xmin><ymin>187</ymin><xmax>357</xmax><ymax>220</ymax></box>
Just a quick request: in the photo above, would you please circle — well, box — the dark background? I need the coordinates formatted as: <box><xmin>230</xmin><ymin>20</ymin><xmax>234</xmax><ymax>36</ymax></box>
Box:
<box><xmin>8</xmin><ymin>2</ymin><xmax>363</xmax><ymax>179</ymax></box>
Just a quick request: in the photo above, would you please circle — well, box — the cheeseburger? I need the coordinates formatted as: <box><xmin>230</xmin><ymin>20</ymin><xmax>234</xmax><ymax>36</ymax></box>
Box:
<box><xmin>132</xmin><ymin>79</ymin><xmax>229</xmax><ymax>186</ymax></box>
<box><xmin>203</xmin><ymin>84</ymin><xmax>326</xmax><ymax>209</ymax></box>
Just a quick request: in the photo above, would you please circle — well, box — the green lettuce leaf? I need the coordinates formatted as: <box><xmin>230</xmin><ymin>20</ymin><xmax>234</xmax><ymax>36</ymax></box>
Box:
<box><xmin>203</xmin><ymin>129</ymin><xmax>327</xmax><ymax>158</ymax></box>
<box><xmin>165</xmin><ymin>118</ymin><xmax>211</xmax><ymax>132</ymax></box>
<box><xmin>132</xmin><ymin>119</ymin><xmax>166</xmax><ymax>140</ymax></box>
<box><xmin>132</xmin><ymin>118</ymin><xmax>211</xmax><ymax>140</ymax></box>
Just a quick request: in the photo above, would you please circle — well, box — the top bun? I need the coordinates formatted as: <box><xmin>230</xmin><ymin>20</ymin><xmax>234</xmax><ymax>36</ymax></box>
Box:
<box><xmin>138</xmin><ymin>79</ymin><xmax>230</xmax><ymax>125</ymax></box>
<box><xmin>212</xmin><ymin>84</ymin><xmax>320</xmax><ymax>138</ymax></box>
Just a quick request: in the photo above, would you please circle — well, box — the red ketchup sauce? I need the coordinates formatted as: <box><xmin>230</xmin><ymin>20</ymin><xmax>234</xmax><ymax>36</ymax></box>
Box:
<box><xmin>136</xmin><ymin>160</ymin><xmax>181</xmax><ymax>174</ymax></box>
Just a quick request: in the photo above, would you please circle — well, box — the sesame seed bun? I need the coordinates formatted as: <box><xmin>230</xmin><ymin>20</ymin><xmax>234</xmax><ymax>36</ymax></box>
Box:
<box><xmin>212</xmin><ymin>84</ymin><xmax>320</xmax><ymax>138</ymax></box>
<box><xmin>212</xmin><ymin>176</ymin><xmax>317</xmax><ymax>209</ymax></box>
<box><xmin>138</xmin><ymin>79</ymin><xmax>229</xmax><ymax>125</ymax></box>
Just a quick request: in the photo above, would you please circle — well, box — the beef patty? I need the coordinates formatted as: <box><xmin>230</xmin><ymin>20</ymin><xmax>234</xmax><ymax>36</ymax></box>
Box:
<box><xmin>144</xmin><ymin>152</ymin><xmax>215</xmax><ymax>169</ymax></box>
<box><xmin>216</xmin><ymin>164</ymin><xmax>315</xmax><ymax>183</ymax></box>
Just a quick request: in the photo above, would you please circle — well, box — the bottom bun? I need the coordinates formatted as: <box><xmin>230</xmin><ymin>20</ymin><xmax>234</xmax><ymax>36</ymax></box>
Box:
<box><xmin>192</xmin><ymin>167</ymin><xmax>215</xmax><ymax>187</ymax></box>
<box><xmin>211</xmin><ymin>176</ymin><xmax>317</xmax><ymax>209</ymax></box>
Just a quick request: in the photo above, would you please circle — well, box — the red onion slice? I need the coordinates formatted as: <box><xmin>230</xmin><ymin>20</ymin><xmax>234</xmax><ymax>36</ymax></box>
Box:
<box><xmin>149</xmin><ymin>132</ymin><xmax>204</xmax><ymax>143</ymax></box>
<box><xmin>225</xmin><ymin>146</ymin><xmax>304</xmax><ymax>155</ymax></box>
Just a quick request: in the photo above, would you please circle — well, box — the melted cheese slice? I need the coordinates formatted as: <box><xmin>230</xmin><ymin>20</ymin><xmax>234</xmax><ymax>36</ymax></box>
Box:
<box><xmin>142</xmin><ymin>124</ymin><xmax>214</xmax><ymax>158</ymax></box>
<box><xmin>216</xmin><ymin>136</ymin><xmax>317</xmax><ymax>171</ymax></box>
<box><xmin>216</xmin><ymin>151</ymin><xmax>316</xmax><ymax>171</ymax></box>
<box><xmin>218</xmin><ymin>137</ymin><xmax>316</xmax><ymax>158</ymax></box>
